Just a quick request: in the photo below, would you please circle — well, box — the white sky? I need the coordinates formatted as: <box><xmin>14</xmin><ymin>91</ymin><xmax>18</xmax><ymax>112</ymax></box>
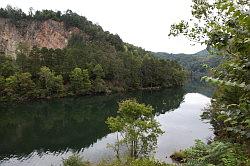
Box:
<box><xmin>0</xmin><ymin>0</ymin><xmax>206</xmax><ymax>54</ymax></box>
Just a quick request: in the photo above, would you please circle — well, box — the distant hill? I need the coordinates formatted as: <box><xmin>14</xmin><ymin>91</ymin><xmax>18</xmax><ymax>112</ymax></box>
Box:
<box><xmin>154</xmin><ymin>49</ymin><xmax>222</xmax><ymax>79</ymax></box>
<box><xmin>193</xmin><ymin>49</ymin><xmax>210</xmax><ymax>56</ymax></box>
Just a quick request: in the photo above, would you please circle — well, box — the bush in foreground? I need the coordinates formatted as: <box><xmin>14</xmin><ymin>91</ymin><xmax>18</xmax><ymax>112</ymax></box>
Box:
<box><xmin>63</xmin><ymin>155</ymin><xmax>90</xmax><ymax>166</ymax></box>
<box><xmin>171</xmin><ymin>140</ymin><xmax>250</xmax><ymax>166</ymax></box>
<box><xmin>63</xmin><ymin>156</ymin><xmax>172</xmax><ymax>166</ymax></box>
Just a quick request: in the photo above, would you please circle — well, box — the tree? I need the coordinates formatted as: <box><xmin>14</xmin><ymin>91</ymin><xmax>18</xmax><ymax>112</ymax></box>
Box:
<box><xmin>28</xmin><ymin>7</ymin><xmax>34</xmax><ymax>17</ymax></box>
<box><xmin>93</xmin><ymin>64</ymin><xmax>105</xmax><ymax>79</ymax></box>
<box><xmin>169</xmin><ymin>0</ymin><xmax>249</xmax><ymax>142</ymax></box>
<box><xmin>3</xmin><ymin>75</ymin><xmax>18</xmax><ymax>101</ymax></box>
<box><xmin>16</xmin><ymin>42</ymin><xmax>30</xmax><ymax>72</ymax></box>
<box><xmin>69</xmin><ymin>68</ymin><xmax>91</xmax><ymax>95</ymax></box>
<box><xmin>81</xmin><ymin>69</ymin><xmax>91</xmax><ymax>91</ymax></box>
<box><xmin>141</xmin><ymin>56</ymin><xmax>156</xmax><ymax>88</ymax></box>
<box><xmin>38</xmin><ymin>66</ymin><xmax>64</xmax><ymax>97</ymax></box>
<box><xmin>0</xmin><ymin>6</ymin><xmax>187</xmax><ymax>102</ymax></box>
<box><xmin>63</xmin><ymin>154</ymin><xmax>88</xmax><ymax>166</ymax></box>
<box><xmin>0</xmin><ymin>76</ymin><xmax>5</xmax><ymax>97</ymax></box>
<box><xmin>5</xmin><ymin>5</ymin><xmax>26</xmax><ymax>23</ymax></box>
<box><xmin>106</xmin><ymin>99</ymin><xmax>164</xmax><ymax>159</ymax></box>
<box><xmin>1</xmin><ymin>72</ymin><xmax>36</xmax><ymax>102</ymax></box>
<box><xmin>28</xmin><ymin>46</ymin><xmax>42</xmax><ymax>77</ymax></box>
<box><xmin>92</xmin><ymin>64</ymin><xmax>106</xmax><ymax>93</ymax></box>
<box><xmin>121</xmin><ymin>51</ymin><xmax>142</xmax><ymax>88</ymax></box>
<box><xmin>0</xmin><ymin>57</ymin><xmax>18</xmax><ymax>78</ymax></box>
<box><xmin>14</xmin><ymin>72</ymin><xmax>36</xmax><ymax>100</ymax></box>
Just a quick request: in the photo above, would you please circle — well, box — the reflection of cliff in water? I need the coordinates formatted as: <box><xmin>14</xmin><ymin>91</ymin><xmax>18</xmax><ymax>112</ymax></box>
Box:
<box><xmin>0</xmin><ymin>81</ymin><xmax>212</xmax><ymax>160</ymax></box>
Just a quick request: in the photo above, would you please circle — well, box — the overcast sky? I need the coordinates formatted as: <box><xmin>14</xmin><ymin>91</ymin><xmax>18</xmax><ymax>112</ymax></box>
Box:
<box><xmin>0</xmin><ymin>0</ymin><xmax>205</xmax><ymax>54</ymax></box>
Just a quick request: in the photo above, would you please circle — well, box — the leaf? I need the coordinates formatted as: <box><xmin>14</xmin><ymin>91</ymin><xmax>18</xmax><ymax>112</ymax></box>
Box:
<box><xmin>217</xmin><ymin>114</ymin><xmax>227</xmax><ymax>121</ymax></box>
<box><xmin>233</xmin><ymin>10</ymin><xmax>241</xmax><ymax>17</ymax></box>
<box><xmin>246</xmin><ymin>132</ymin><xmax>250</xmax><ymax>138</ymax></box>
<box><xmin>245</xmin><ymin>119</ymin><xmax>250</xmax><ymax>127</ymax></box>
<box><xmin>224</xmin><ymin>118</ymin><xmax>232</xmax><ymax>123</ymax></box>
<box><xmin>228</xmin><ymin>6</ymin><xmax>235</xmax><ymax>13</ymax></box>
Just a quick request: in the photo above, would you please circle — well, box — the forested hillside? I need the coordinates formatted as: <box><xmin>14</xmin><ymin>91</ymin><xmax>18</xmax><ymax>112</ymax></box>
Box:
<box><xmin>155</xmin><ymin>49</ymin><xmax>222</xmax><ymax>78</ymax></box>
<box><xmin>0</xmin><ymin>6</ymin><xmax>186</xmax><ymax>103</ymax></box>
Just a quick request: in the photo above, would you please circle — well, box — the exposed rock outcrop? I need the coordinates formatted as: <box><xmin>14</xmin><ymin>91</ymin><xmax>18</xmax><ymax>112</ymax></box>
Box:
<box><xmin>0</xmin><ymin>18</ymin><xmax>80</xmax><ymax>57</ymax></box>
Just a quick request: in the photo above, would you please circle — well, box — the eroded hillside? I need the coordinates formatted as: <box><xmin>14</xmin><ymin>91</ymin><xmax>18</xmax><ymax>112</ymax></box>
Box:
<box><xmin>0</xmin><ymin>18</ymin><xmax>80</xmax><ymax>57</ymax></box>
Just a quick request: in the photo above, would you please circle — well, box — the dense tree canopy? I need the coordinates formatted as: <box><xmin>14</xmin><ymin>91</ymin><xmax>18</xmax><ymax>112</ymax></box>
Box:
<box><xmin>69</xmin><ymin>68</ymin><xmax>91</xmax><ymax>95</ymax></box>
<box><xmin>0</xmin><ymin>6</ymin><xmax>187</xmax><ymax>103</ymax></box>
<box><xmin>155</xmin><ymin>49</ymin><xmax>223</xmax><ymax>79</ymax></box>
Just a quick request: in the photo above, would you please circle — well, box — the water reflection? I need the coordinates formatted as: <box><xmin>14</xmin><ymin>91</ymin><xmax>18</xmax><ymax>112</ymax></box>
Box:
<box><xmin>0</xmin><ymin>81</ymin><xmax>213</xmax><ymax>165</ymax></box>
<box><xmin>0</xmin><ymin>95</ymin><xmax>118</xmax><ymax>159</ymax></box>
<box><xmin>155</xmin><ymin>93</ymin><xmax>213</xmax><ymax>162</ymax></box>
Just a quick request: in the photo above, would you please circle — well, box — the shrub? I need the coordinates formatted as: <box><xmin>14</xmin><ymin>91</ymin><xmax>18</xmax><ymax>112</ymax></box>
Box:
<box><xmin>63</xmin><ymin>155</ymin><xmax>90</xmax><ymax>166</ymax></box>
<box><xmin>172</xmin><ymin>140</ymin><xmax>250</xmax><ymax>166</ymax></box>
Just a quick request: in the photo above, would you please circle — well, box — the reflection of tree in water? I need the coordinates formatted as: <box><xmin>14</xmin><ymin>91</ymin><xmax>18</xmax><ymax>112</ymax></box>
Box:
<box><xmin>0</xmin><ymin>95</ymin><xmax>118</xmax><ymax>159</ymax></box>
<box><xmin>122</xmin><ymin>88</ymin><xmax>186</xmax><ymax>115</ymax></box>
<box><xmin>183</xmin><ymin>79</ymin><xmax>215</xmax><ymax>98</ymax></box>
<box><xmin>0</xmin><ymin>81</ymin><xmax>210</xmax><ymax>160</ymax></box>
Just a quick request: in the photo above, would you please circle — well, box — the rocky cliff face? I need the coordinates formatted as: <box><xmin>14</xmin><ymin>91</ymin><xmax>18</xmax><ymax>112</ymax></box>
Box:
<box><xmin>0</xmin><ymin>18</ymin><xmax>80</xmax><ymax>57</ymax></box>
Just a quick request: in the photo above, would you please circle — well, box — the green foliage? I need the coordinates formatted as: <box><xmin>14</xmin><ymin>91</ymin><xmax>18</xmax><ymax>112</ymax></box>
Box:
<box><xmin>170</xmin><ymin>151</ymin><xmax>186</xmax><ymax>163</ymax></box>
<box><xmin>97</xmin><ymin>158</ymin><xmax>171</xmax><ymax>166</ymax></box>
<box><xmin>0</xmin><ymin>56</ymin><xmax>18</xmax><ymax>77</ymax></box>
<box><xmin>63</xmin><ymin>156</ymin><xmax>171</xmax><ymax>166</ymax></box>
<box><xmin>39</xmin><ymin>66</ymin><xmax>64</xmax><ymax>97</ymax></box>
<box><xmin>169</xmin><ymin>0</ymin><xmax>250</xmax><ymax>164</ymax></box>
<box><xmin>0</xmin><ymin>6</ymin><xmax>187</xmax><ymax>103</ymax></box>
<box><xmin>0</xmin><ymin>72</ymin><xmax>36</xmax><ymax>102</ymax></box>
<box><xmin>91</xmin><ymin>64</ymin><xmax>107</xmax><ymax>93</ymax></box>
<box><xmin>92</xmin><ymin>77</ymin><xmax>107</xmax><ymax>93</ymax></box>
<box><xmin>155</xmin><ymin>49</ymin><xmax>222</xmax><ymax>79</ymax></box>
<box><xmin>201</xmin><ymin>86</ymin><xmax>250</xmax><ymax>142</ymax></box>
<box><xmin>68</xmin><ymin>33</ymin><xmax>86</xmax><ymax>48</ymax></box>
<box><xmin>0</xmin><ymin>5</ymin><xmax>27</xmax><ymax>23</ymax></box>
<box><xmin>178</xmin><ymin>140</ymin><xmax>250</xmax><ymax>166</ymax></box>
<box><xmin>0</xmin><ymin>6</ymin><xmax>124</xmax><ymax>51</ymax></box>
<box><xmin>126</xmin><ymin>158</ymin><xmax>170</xmax><ymax>166</ymax></box>
<box><xmin>106</xmin><ymin>99</ymin><xmax>164</xmax><ymax>159</ymax></box>
<box><xmin>0</xmin><ymin>42</ymin><xmax>186</xmax><ymax>103</ymax></box>
<box><xmin>169</xmin><ymin>0</ymin><xmax>250</xmax><ymax>143</ymax></box>
<box><xmin>93</xmin><ymin>64</ymin><xmax>105</xmax><ymax>79</ymax></box>
<box><xmin>69</xmin><ymin>68</ymin><xmax>91</xmax><ymax>95</ymax></box>
<box><xmin>16</xmin><ymin>43</ymin><xmax>30</xmax><ymax>71</ymax></box>
<box><xmin>63</xmin><ymin>155</ymin><xmax>89</xmax><ymax>166</ymax></box>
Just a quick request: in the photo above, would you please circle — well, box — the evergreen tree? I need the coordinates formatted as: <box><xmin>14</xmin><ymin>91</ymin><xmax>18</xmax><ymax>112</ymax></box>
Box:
<box><xmin>38</xmin><ymin>66</ymin><xmax>64</xmax><ymax>97</ymax></box>
<box><xmin>69</xmin><ymin>68</ymin><xmax>91</xmax><ymax>95</ymax></box>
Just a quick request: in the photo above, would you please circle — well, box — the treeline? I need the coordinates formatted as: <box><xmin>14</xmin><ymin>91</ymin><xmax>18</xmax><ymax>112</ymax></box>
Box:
<box><xmin>155</xmin><ymin>49</ymin><xmax>222</xmax><ymax>79</ymax></box>
<box><xmin>0</xmin><ymin>43</ymin><xmax>186</xmax><ymax>103</ymax></box>
<box><xmin>0</xmin><ymin>7</ymin><xmax>186</xmax><ymax>103</ymax></box>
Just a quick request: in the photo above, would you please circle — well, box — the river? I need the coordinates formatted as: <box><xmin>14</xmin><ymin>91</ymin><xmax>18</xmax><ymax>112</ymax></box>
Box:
<box><xmin>0</xmin><ymin>81</ymin><xmax>214</xmax><ymax>165</ymax></box>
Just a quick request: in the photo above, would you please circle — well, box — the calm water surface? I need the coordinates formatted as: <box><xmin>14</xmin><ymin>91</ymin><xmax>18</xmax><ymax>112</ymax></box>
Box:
<box><xmin>0</xmin><ymin>82</ymin><xmax>214</xmax><ymax>165</ymax></box>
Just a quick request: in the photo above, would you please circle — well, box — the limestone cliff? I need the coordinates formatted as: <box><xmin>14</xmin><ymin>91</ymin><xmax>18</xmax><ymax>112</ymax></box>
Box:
<box><xmin>0</xmin><ymin>17</ymin><xmax>80</xmax><ymax>57</ymax></box>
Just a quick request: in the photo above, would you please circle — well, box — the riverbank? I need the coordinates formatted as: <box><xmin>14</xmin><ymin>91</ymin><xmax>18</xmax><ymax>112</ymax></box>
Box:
<box><xmin>0</xmin><ymin>83</ymin><xmax>180</xmax><ymax>105</ymax></box>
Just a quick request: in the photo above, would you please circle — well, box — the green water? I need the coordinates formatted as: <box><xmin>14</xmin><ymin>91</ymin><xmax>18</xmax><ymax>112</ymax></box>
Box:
<box><xmin>0</xmin><ymin>82</ymin><xmax>214</xmax><ymax>165</ymax></box>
